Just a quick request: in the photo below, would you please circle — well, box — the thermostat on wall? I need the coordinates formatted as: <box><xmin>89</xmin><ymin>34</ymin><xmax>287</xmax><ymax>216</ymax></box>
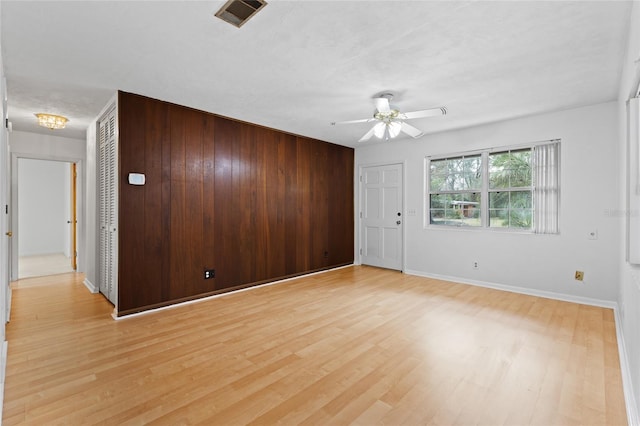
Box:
<box><xmin>128</xmin><ymin>173</ymin><xmax>145</xmax><ymax>185</ymax></box>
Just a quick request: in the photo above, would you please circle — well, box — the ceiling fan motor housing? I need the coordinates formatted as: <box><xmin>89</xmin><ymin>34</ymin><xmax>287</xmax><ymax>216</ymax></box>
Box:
<box><xmin>374</xmin><ymin>109</ymin><xmax>400</xmax><ymax>122</ymax></box>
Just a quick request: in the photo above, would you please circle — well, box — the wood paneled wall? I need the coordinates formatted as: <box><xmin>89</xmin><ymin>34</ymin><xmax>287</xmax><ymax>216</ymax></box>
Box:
<box><xmin>117</xmin><ymin>92</ymin><xmax>354</xmax><ymax>315</ymax></box>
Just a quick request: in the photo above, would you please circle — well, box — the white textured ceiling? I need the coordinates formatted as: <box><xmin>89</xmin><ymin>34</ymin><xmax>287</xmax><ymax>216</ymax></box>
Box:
<box><xmin>1</xmin><ymin>0</ymin><xmax>632</xmax><ymax>147</ymax></box>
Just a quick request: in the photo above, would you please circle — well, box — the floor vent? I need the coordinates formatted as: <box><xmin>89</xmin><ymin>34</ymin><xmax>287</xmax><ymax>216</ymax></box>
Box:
<box><xmin>215</xmin><ymin>0</ymin><xmax>267</xmax><ymax>28</ymax></box>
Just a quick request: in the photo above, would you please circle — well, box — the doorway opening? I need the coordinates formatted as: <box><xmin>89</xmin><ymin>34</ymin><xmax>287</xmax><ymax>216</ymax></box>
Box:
<box><xmin>17</xmin><ymin>158</ymin><xmax>77</xmax><ymax>279</ymax></box>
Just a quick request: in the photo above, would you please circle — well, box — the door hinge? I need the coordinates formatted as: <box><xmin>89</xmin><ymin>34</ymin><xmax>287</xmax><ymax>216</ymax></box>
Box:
<box><xmin>5</xmin><ymin>205</ymin><xmax>7</xmax><ymax>214</ymax></box>
<box><xmin>359</xmin><ymin>175</ymin><xmax>362</xmax><ymax>182</ymax></box>
<box><xmin>359</xmin><ymin>211</ymin><xmax>362</xmax><ymax>219</ymax></box>
<box><xmin>359</xmin><ymin>248</ymin><xmax>362</xmax><ymax>255</ymax></box>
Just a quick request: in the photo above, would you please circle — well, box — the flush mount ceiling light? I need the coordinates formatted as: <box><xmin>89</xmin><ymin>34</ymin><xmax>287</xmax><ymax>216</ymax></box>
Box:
<box><xmin>35</xmin><ymin>113</ymin><xmax>68</xmax><ymax>130</ymax></box>
<box><xmin>215</xmin><ymin>0</ymin><xmax>267</xmax><ymax>28</ymax></box>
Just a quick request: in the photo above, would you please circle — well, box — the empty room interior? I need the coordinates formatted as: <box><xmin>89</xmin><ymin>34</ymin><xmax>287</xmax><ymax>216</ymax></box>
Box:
<box><xmin>1</xmin><ymin>0</ymin><xmax>640</xmax><ymax>424</ymax></box>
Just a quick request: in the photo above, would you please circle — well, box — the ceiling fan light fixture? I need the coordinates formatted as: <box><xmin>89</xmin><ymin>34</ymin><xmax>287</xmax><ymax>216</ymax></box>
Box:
<box><xmin>34</xmin><ymin>113</ymin><xmax>68</xmax><ymax>130</ymax></box>
<box><xmin>388</xmin><ymin>121</ymin><xmax>402</xmax><ymax>138</ymax></box>
<box><xmin>373</xmin><ymin>122</ymin><xmax>386</xmax><ymax>139</ymax></box>
<box><xmin>332</xmin><ymin>92</ymin><xmax>447</xmax><ymax>143</ymax></box>
<box><xmin>373</xmin><ymin>121</ymin><xmax>402</xmax><ymax>141</ymax></box>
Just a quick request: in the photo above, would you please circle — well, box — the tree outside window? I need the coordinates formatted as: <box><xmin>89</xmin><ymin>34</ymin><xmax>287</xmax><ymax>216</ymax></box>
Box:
<box><xmin>488</xmin><ymin>149</ymin><xmax>532</xmax><ymax>229</ymax></box>
<box><xmin>429</xmin><ymin>154</ymin><xmax>482</xmax><ymax>227</ymax></box>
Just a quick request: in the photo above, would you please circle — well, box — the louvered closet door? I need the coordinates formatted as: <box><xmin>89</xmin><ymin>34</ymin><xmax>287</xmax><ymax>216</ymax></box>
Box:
<box><xmin>98</xmin><ymin>119</ymin><xmax>107</xmax><ymax>297</ymax></box>
<box><xmin>98</xmin><ymin>106</ymin><xmax>118</xmax><ymax>305</ymax></box>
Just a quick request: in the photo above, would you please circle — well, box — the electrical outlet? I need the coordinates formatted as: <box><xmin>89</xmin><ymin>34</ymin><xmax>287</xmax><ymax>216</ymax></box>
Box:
<box><xmin>204</xmin><ymin>269</ymin><xmax>215</xmax><ymax>279</ymax></box>
<box><xmin>575</xmin><ymin>270</ymin><xmax>584</xmax><ymax>281</ymax></box>
<box><xmin>473</xmin><ymin>261</ymin><xmax>479</xmax><ymax>269</ymax></box>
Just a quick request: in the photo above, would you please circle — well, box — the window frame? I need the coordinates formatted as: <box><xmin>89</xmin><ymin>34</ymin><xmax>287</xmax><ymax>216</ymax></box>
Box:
<box><xmin>425</xmin><ymin>140</ymin><xmax>560</xmax><ymax>233</ymax></box>
<box><xmin>427</xmin><ymin>153</ymin><xmax>484</xmax><ymax>228</ymax></box>
<box><xmin>487</xmin><ymin>148</ymin><xmax>534</xmax><ymax>230</ymax></box>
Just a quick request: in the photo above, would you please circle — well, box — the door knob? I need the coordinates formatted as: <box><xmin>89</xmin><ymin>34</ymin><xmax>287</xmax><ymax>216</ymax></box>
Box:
<box><xmin>396</xmin><ymin>221</ymin><xmax>401</xmax><ymax>225</ymax></box>
<box><xmin>5</xmin><ymin>231</ymin><xmax>12</xmax><ymax>237</ymax></box>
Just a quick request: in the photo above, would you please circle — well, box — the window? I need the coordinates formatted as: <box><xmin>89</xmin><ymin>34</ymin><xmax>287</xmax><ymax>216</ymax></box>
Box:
<box><xmin>488</xmin><ymin>148</ymin><xmax>532</xmax><ymax>229</ymax></box>
<box><xmin>427</xmin><ymin>140</ymin><xmax>559</xmax><ymax>233</ymax></box>
<box><xmin>429</xmin><ymin>155</ymin><xmax>482</xmax><ymax>227</ymax></box>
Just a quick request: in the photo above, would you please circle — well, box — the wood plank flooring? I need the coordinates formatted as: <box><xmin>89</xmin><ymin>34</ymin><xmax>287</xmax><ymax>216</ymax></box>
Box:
<box><xmin>3</xmin><ymin>266</ymin><xmax>628</xmax><ymax>425</ymax></box>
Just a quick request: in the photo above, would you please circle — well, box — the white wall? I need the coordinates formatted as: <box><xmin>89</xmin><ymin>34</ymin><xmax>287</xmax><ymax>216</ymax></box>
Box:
<box><xmin>84</xmin><ymin>120</ymin><xmax>98</xmax><ymax>292</ymax></box>
<box><xmin>617</xmin><ymin>1</ymin><xmax>640</xmax><ymax>423</ymax></box>
<box><xmin>17</xmin><ymin>158</ymin><xmax>68</xmax><ymax>256</ymax></box>
<box><xmin>63</xmin><ymin>165</ymin><xmax>71</xmax><ymax>258</ymax></box>
<box><xmin>9</xmin><ymin>131</ymin><xmax>86</xmax><ymax>279</ymax></box>
<box><xmin>356</xmin><ymin>101</ymin><xmax>620</xmax><ymax>304</ymax></box>
<box><xmin>9</xmin><ymin>130</ymin><xmax>85</xmax><ymax>159</ymax></box>
<box><xmin>0</xmin><ymin>0</ymin><xmax>8</xmax><ymax>351</ymax></box>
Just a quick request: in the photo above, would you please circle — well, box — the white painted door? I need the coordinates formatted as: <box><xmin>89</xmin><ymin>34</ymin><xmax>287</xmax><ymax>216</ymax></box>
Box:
<box><xmin>360</xmin><ymin>163</ymin><xmax>403</xmax><ymax>270</ymax></box>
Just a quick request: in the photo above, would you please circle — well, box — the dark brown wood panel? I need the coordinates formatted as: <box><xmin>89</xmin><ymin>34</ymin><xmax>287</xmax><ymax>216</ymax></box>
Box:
<box><xmin>238</xmin><ymin>122</ymin><xmax>257</xmax><ymax>285</ymax></box>
<box><xmin>168</xmin><ymin>104</ymin><xmax>188</xmax><ymax>300</ymax></box>
<box><xmin>294</xmin><ymin>137</ymin><xmax>312</xmax><ymax>272</ymax></box>
<box><xmin>328</xmin><ymin>143</ymin><xmax>355</xmax><ymax>265</ymax></box>
<box><xmin>160</xmin><ymin>100</ymin><xmax>173</xmax><ymax>303</ymax></box>
<box><xmin>143</xmin><ymin>98</ymin><xmax>170</xmax><ymax>306</ymax></box>
<box><xmin>213</xmin><ymin>116</ymin><xmax>242</xmax><ymax>290</ymax></box>
<box><xmin>284</xmin><ymin>137</ymin><xmax>298</xmax><ymax>276</ymax></box>
<box><xmin>170</xmin><ymin>105</ymin><xmax>211</xmax><ymax>299</ymax></box>
<box><xmin>202</xmin><ymin>113</ymin><xmax>216</xmax><ymax>290</ymax></box>
<box><xmin>117</xmin><ymin>91</ymin><xmax>354</xmax><ymax>315</ymax></box>
<box><xmin>310</xmin><ymin>138</ymin><xmax>329</xmax><ymax>271</ymax></box>
<box><xmin>118</xmin><ymin>93</ymin><xmax>150</xmax><ymax>311</ymax></box>
<box><xmin>254</xmin><ymin>128</ymin><xmax>288</xmax><ymax>281</ymax></box>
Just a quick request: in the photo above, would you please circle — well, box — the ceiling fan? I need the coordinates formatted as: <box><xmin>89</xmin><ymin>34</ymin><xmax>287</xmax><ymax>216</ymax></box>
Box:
<box><xmin>331</xmin><ymin>93</ymin><xmax>447</xmax><ymax>142</ymax></box>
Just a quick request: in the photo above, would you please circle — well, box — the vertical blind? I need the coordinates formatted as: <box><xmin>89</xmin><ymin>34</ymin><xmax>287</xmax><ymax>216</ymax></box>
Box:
<box><xmin>533</xmin><ymin>141</ymin><xmax>560</xmax><ymax>234</ymax></box>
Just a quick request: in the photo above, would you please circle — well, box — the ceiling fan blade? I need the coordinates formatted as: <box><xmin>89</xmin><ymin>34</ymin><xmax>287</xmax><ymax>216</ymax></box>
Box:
<box><xmin>331</xmin><ymin>118</ymin><xmax>374</xmax><ymax>125</ymax></box>
<box><xmin>358</xmin><ymin>125</ymin><xmax>379</xmax><ymax>142</ymax></box>
<box><xmin>401</xmin><ymin>107</ymin><xmax>447</xmax><ymax>120</ymax></box>
<box><xmin>374</xmin><ymin>97</ymin><xmax>391</xmax><ymax>113</ymax></box>
<box><xmin>400</xmin><ymin>122</ymin><xmax>424</xmax><ymax>139</ymax></box>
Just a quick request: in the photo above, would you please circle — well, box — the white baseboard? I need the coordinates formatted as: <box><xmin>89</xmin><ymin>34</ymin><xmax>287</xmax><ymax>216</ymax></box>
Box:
<box><xmin>404</xmin><ymin>269</ymin><xmax>617</xmax><ymax>309</ymax></box>
<box><xmin>83</xmin><ymin>278</ymin><xmax>98</xmax><ymax>294</ymax></box>
<box><xmin>614</xmin><ymin>308</ymin><xmax>640</xmax><ymax>426</ymax></box>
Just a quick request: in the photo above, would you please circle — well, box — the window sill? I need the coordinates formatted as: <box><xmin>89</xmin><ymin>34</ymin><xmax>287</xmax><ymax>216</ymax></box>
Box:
<box><xmin>423</xmin><ymin>225</ymin><xmax>558</xmax><ymax>236</ymax></box>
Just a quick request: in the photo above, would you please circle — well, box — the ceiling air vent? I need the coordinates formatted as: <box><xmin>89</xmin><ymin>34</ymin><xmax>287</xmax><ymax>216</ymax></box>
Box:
<box><xmin>215</xmin><ymin>0</ymin><xmax>267</xmax><ymax>28</ymax></box>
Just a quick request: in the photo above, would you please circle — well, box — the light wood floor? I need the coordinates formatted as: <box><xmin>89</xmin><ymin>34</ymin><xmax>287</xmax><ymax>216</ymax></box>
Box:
<box><xmin>3</xmin><ymin>266</ymin><xmax>627</xmax><ymax>425</ymax></box>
